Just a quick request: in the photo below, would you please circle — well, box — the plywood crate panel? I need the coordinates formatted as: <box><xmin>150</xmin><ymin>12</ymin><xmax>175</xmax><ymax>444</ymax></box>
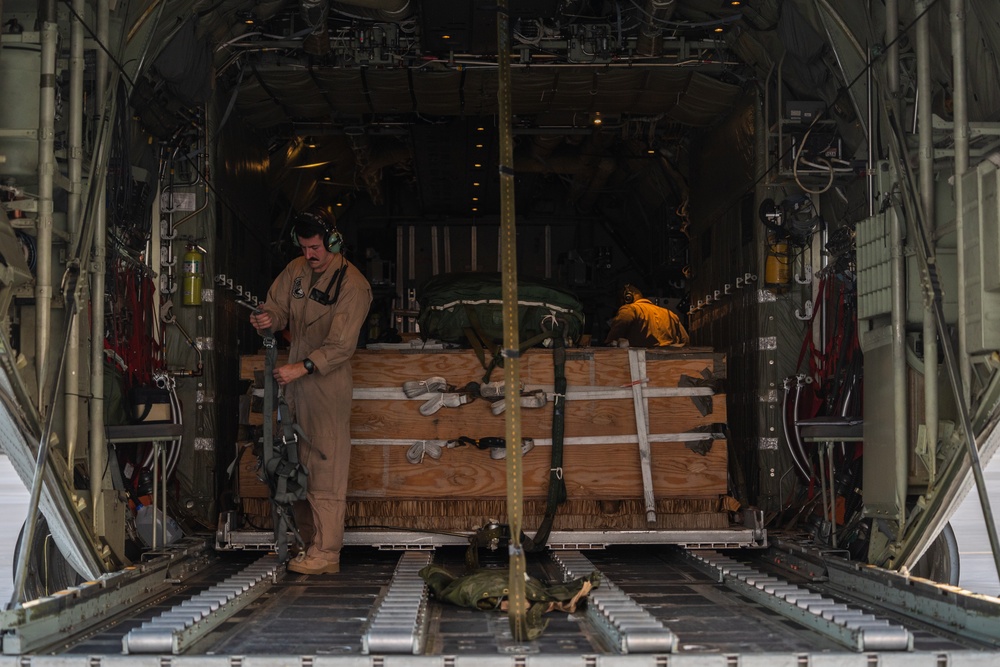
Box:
<box><xmin>240</xmin><ymin>346</ymin><xmax>728</xmax><ymax>531</ymax></box>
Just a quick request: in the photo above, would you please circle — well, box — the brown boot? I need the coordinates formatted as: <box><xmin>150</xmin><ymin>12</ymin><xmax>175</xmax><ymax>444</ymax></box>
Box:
<box><xmin>287</xmin><ymin>551</ymin><xmax>340</xmax><ymax>575</ymax></box>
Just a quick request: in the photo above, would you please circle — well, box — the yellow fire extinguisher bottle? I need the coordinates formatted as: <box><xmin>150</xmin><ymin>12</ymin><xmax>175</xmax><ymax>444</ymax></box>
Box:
<box><xmin>182</xmin><ymin>244</ymin><xmax>203</xmax><ymax>306</ymax></box>
<box><xmin>764</xmin><ymin>235</ymin><xmax>790</xmax><ymax>288</ymax></box>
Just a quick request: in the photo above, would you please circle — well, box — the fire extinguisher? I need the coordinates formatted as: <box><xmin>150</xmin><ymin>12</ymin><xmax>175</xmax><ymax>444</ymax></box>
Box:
<box><xmin>764</xmin><ymin>234</ymin><xmax>791</xmax><ymax>288</ymax></box>
<box><xmin>182</xmin><ymin>244</ymin><xmax>203</xmax><ymax>306</ymax></box>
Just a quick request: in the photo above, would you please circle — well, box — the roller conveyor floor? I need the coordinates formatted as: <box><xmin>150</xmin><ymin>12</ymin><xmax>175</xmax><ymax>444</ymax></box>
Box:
<box><xmin>26</xmin><ymin>541</ymin><xmax>997</xmax><ymax>665</ymax></box>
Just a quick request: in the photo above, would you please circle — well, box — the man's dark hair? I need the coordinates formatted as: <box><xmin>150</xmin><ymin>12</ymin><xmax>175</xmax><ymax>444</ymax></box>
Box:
<box><xmin>292</xmin><ymin>210</ymin><xmax>332</xmax><ymax>240</ymax></box>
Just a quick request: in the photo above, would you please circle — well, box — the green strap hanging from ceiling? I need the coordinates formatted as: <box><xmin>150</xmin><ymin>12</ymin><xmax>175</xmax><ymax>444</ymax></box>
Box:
<box><xmin>495</xmin><ymin>0</ymin><xmax>528</xmax><ymax>642</ymax></box>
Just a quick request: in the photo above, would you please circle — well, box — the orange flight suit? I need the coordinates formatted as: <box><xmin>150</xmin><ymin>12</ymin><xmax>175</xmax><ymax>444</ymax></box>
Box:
<box><xmin>604</xmin><ymin>297</ymin><xmax>689</xmax><ymax>347</ymax></box>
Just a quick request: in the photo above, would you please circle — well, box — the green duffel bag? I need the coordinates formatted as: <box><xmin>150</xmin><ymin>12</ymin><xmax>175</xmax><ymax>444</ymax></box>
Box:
<box><xmin>419</xmin><ymin>563</ymin><xmax>600</xmax><ymax>640</ymax></box>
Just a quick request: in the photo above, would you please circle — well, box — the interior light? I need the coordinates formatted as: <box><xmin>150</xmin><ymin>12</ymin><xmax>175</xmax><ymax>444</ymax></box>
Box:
<box><xmin>592</xmin><ymin>112</ymin><xmax>602</xmax><ymax>126</ymax></box>
<box><xmin>647</xmin><ymin>149</ymin><xmax>655</xmax><ymax>154</ymax></box>
<box><xmin>442</xmin><ymin>35</ymin><xmax>451</xmax><ymax>40</ymax></box>
<box><xmin>323</xmin><ymin>176</ymin><xmax>331</xmax><ymax>181</ymax></box>
<box><xmin>473</xmin><ymin>182</ymin><xmax>480</xmax><ymax>187</ymax></box>
<box><xmin>472</xmin><ymin>197</ymin><xmax>479</xmax><ymax>201</ymax></box>
<box><xmin>336</xmin><ymin>202</ymin><xmax>343</xmax><ymax>207</ymax></box>
<box><xmin>474</xmin><ymin>163</ymin><xmax>482</xmax><ymax>168</ymax></box>
<box><xmin>477</xmin><ymin>127</ymin><xmax>485</xmax><ymax>131</ymax></box>
<box><xmin>476</xmin><ymin>144</ymin><xmax>484</xmax><ymax>148</ymax></box>
<box><xmin>714</xmin><ymin>27</ymin><xmax>724</xmax><ymax>33</ymax></box>
<box><xmin>472</xmin><ymin>207</ymin><xmax>478</xmax><ymax>212</ymax></box>
<box><xmin>731</xmin><ymin>1</ymin><xmax>741</xmax><ymax>5</ymax></box>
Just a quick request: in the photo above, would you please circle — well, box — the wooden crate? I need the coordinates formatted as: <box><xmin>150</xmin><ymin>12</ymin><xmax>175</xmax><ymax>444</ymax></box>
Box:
<box><xmin>240</xmin><ymin>346</ymin><xmax>728</xmax><ymax>531</ymax></box>
<box><xmin>235</xmin><ymin>443</ymin><xmax>269</xmax><ymax>499</ymax></box>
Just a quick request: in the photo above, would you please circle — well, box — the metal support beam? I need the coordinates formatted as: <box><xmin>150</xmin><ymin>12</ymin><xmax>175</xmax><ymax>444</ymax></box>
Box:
<box><xmin>916</xmin><ymin>0</ymin><xmax>938</xmax><ymax>487</ymax></box>
<box><xmin>35</xmin><ymin>0</ymin><xmax>58</xmax><ymax>406</ymax></box>
<box><xmin>1</xmin><ymin>541</ymin><xmax>210</xmax><ymax>654</ymax></box>
<box><xmin>951</xmin><ymin>0</ymin><xmax>971</xmax><ymax>396</ymax></box>
<box><xmin>89</xmin><ymin>0</ymin><xmax>111</xmax><ymax>534</ymax></box>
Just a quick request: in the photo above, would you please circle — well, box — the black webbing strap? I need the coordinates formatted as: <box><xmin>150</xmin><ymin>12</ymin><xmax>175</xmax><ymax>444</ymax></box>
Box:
<box><xmin>523</xmin><ymin>322</ymin><xmax>567</xmax><ymax>552</ymax></box>
<box><xmin>464</xmin><ymin>324</ymin><xmax>567</xmax><ymax>559</ymax></box>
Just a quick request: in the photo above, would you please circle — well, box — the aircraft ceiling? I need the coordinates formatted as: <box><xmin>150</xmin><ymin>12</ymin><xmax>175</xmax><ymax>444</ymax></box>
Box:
<box><xmin>10</xmin><ymin>0</ymin><xmax>997</xmax><ymax>220</ymax></box>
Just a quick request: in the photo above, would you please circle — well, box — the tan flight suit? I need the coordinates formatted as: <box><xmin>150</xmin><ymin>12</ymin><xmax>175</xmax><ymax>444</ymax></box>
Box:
<box><xmin>262</xmin><ymin>253</ymin><xmax>372</xmax><ymax>563</ymax></box>
<box><xmin>604</xmin><ymin>297</ymin><xmax>689</xmax><ymax>347</ymax></box>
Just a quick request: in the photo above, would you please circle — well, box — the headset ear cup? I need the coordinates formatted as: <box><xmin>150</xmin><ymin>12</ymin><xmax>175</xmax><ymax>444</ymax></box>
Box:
<box><xmin>326</xmin><ymin>229</ymin><xmax>343</xmax><ymax>253</ymax></box>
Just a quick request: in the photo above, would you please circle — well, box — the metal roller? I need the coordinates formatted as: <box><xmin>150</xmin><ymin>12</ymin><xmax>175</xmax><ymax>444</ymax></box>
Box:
<box><xmin>551</xmin><ymin>551</ymin><xmax>678</xmax><ymax>654</ymax></box>
<box><xmin>686</xmin><ymin>550</ymin><xmax>913</xmax><ymax>652</ymax></box>
<box><xmin>362</xmin><ymin>551</ymin><xmax>433</xmax><ymax>655</ymax></box>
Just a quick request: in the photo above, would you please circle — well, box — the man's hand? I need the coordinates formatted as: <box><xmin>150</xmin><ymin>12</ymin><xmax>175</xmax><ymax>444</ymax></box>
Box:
<box><xmin>273</xmin><ymin>362</ymin><xmax>310</xmax><ymax>387</ymax></box>
<box><xmin>250</xmin><ymin>309</ymin><xmax>273</xmax><ymax>331</ymax></box>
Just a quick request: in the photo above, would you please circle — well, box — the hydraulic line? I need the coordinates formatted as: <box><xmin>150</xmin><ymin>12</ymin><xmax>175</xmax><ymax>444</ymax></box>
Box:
<box><xmin>791</xmin><ymin>375</ymin><xmax>814</xmax><ymax>476</ymax></box>
<box><xmin>781</xmin><ymin>378</ymin><xmax>811</xmax><ymax>480</ymax></box>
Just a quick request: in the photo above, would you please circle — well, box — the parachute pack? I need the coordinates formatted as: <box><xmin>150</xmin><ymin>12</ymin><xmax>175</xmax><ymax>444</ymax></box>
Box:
<box><xmin>417</xmin><ymin>272</ymin><xmax>584</xmax><ymax>367</ymax></box>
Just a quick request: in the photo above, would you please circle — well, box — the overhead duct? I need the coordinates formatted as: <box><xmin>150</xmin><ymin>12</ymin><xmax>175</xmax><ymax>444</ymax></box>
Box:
<box><xmin>635</xmin><ymin>0</ymin><xmax>677</xmax><ymax>57</ymax></box>
<box><xmin>332</xmin><ymin>0</ymin><xmax>413</xmax><ymax>21</ymax></box>
<box><xmin>304</xmin><ymin>0</ymin><xmax>413</xmax><ymax>30</ymax></box>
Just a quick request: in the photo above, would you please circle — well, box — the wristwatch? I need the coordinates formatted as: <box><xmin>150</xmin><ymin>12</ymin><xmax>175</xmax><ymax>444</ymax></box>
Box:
<box><xmin>302</xmin><ymin>358</ymin><xmax>316</xmax><ymax>375</ymax></box>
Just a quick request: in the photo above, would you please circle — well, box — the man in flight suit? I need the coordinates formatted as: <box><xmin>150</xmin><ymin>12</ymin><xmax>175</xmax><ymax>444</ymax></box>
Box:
<box><xmin>250</xmin><ymin>209</ymin><xmax>372</xmax><ymax>574</ymax></box>
<box><xmin>604</xmin><ymin>284</ymin><xmax>689</xmax><ymax>348</ymax></box>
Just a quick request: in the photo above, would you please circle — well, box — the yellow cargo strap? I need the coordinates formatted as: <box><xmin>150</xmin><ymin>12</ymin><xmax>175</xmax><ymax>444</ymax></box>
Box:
<box><xmin>496</xmin><ymin>0</ymin><xmax>528</xmax><ymax>642</ymax></box>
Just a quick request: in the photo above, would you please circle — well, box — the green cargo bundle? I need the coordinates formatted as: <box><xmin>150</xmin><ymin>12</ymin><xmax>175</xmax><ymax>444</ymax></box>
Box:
<box><xmin>417</xmin><ymin>272</ymin><xmax>585</xmax><ymax>349</ymax></box>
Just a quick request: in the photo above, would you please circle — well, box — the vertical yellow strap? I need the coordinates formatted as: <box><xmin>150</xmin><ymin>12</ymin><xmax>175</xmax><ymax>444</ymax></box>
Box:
<box><xmin>496</xmin><ymin>0</ymin><xmax>528</xmax><ymax>642</ymax></box>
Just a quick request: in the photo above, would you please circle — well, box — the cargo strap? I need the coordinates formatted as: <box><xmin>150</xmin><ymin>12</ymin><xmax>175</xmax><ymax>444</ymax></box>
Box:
<box><xmin>446</xmin><ymin>435</ymin><xmax>535</xmax><ymax>459</ymax></box>
<box><xmin>522</xmin><ymin>325</ymin><xmax>567</xmax><ymax>552</ymax></box>
<box><xmin>463</xmin><ymin>323</ymin><xmax>568</xmax><ymax>568</ymax></box>
<box><xmin>496</xmin><ymin>0</ymin><xmax>527</xmax><ymax>638</ymax></box>
<box><xmin>463</xmin><ymin>305</ymin><xmax>555</xmax><ymax>383</ymax></box>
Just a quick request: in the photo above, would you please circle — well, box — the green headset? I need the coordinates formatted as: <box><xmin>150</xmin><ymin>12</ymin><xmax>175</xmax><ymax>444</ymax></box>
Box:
<box><xmin>291</xmin><ymin>209</ymin><xmax>343</xmax><ymax>253</ymax></box>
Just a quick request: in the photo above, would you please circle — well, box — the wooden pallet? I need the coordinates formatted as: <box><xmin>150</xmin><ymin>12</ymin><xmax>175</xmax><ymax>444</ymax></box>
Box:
<box><xmin>239</xmin><ymin>346</ymin><xmax>728</xmax><ymax>531</ymax></box>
